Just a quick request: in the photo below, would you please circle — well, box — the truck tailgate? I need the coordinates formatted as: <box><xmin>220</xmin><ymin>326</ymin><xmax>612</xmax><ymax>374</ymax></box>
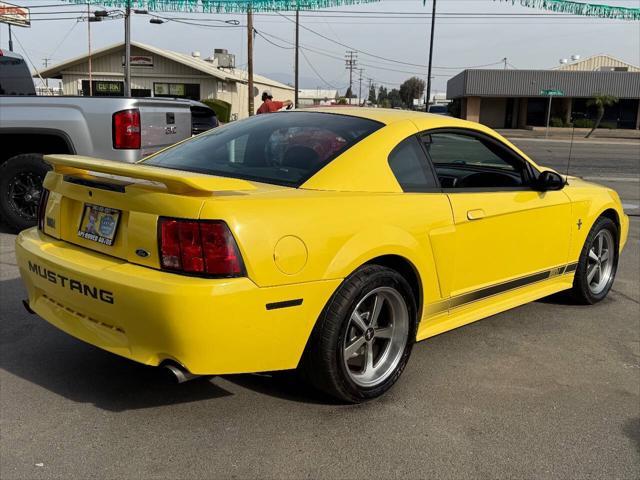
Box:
<box><xmin>136</xmin><ymin>99</ymin><xmax>192</xmax><ymax>157</ymax></box>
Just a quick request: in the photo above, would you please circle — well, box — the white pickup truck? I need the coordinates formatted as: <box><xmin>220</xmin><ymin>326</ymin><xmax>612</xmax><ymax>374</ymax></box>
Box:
<box><xmin>0</xmin><ymin>49</ymin><xmax>217</xmax><ymax>231</ymax></box>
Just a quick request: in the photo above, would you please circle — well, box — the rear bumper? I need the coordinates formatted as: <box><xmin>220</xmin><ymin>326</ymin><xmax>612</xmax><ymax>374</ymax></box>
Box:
<box><xmin>16</xmin><ymin>228</ymin><xmax>340</xmax><ymax>375</ymax></box>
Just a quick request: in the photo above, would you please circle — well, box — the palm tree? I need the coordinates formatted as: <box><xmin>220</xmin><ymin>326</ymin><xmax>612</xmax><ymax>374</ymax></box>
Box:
<box><xmin>585</xmin><ymin>94</ymin><xmax>618</xmax><ymax>138</ymax></box>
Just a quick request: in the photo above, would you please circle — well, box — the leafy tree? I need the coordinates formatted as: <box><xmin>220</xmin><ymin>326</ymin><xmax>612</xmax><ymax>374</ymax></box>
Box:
<box><xmin>345</xmin><ymin>86</ymin><xmax>354</xmax><ymax>99</ymax></box>
<box><xmin>399</xmin><ymin>77</ymin><xmax>426</xmax><ymax>109</ymax></box>
<box><xmin>368</xmin><ymin>85</ymin><xmax>377</xmax><ymax>105</ymax></box>
<box><xmin>585</xmin><ymin>94</ymin><xmax>618</xmax><ymax>138</ymax></box>
<box><xmin>388</xmin><ymin>89</ymin><xmax>404</xmax><ymax>109</ymax></box>
<box><xmin>377</xmin><ymin>86</ymin><xmax>388</xmax><ymax>105</ymax></box>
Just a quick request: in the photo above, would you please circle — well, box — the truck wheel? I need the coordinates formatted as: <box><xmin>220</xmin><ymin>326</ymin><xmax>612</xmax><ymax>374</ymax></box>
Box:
<box><xmin>0</xmin><ymin>154</ymin><xmax>51</xmax><ymax>232</ymax></box>
<box><xmin>300</xmin><ymin>265</ymin><xmax>417</xmax><ymax>403</ymax></box>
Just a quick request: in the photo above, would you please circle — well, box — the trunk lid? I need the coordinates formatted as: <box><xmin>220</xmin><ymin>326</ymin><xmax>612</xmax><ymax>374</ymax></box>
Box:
<box><xmin>40</xmin><ymin>155</ymin><xmax>259</xmax><ymax>269</ymax></box>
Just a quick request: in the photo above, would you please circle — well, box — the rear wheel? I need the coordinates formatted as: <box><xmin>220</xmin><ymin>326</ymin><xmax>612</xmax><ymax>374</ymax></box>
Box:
<box><xmin>571</xmin><ymin>216</ymin><xmax>618</xmax><ymax>304</ymax></box>
<box><xmin>0</xmin><ymin>154</ymin><xmax>50</xmax><ymax>232</ymax></box>
<box><xmin>300</xmin><ymin>265</ymin><xmax>417</xmax><ymax>403</ymax></box>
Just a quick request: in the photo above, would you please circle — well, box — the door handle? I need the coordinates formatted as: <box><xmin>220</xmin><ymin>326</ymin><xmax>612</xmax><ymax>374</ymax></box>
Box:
<box><xmin>467</xmin><ymin>209</ymin><xmax>486</xmax><ymax>221</ymax></box>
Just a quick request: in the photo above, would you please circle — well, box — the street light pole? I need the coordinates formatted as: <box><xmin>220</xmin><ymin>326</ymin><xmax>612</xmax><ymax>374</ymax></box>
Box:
<box><xmin>124</xmin><ymin>0</ymin><xmax>131</xmax><ymax>96</ymax></box>
<box><xmin>425</xmin><ymin>0</ymin><xmax>436</xmax><ymax>112</ymax></box>
<box><xmin>8</xmin><ymin>24</ymin><xmax>13</xmax><ymax>51</ymax></box>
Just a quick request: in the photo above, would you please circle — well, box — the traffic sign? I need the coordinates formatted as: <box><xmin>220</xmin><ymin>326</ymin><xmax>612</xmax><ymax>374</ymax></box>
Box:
<box><xmin>541</xmin><ymin>89</ymin><xmax>565</xmax><ymax>96</ymax></box>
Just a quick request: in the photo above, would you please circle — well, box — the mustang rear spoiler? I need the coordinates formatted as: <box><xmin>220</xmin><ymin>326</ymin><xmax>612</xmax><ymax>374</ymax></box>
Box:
<box><xmin>44</xmin><ymin>155</ymin><xmax>256</xmax><ymax>194</ymax></box>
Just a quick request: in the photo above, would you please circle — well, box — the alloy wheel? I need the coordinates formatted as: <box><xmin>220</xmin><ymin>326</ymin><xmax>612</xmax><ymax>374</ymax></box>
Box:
<box><xmin>7</xmin><ymin>171</ymin><xmax>43</xmax><ymax>221</ymax></box>
<box><xmin>586</xmin><ymin>229</ymin><xmax>615</xmax><ymax>295</ymax></box>
<box><xmin>342</xmin><ymin>286</ymin><xmax>409</xmax><ymax>388</ymax></box>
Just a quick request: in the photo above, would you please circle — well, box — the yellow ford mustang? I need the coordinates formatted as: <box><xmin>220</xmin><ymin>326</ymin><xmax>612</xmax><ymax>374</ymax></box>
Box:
<box><xmin>16</xmin><ymin>108</ymin><xmax>628</xmax><ymax>402</ymax></box>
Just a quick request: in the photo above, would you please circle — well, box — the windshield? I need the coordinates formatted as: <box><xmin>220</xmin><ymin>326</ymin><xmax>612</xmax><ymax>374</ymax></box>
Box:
<box><xmin>143</xmin><ymin>111</ymin><xmax>383</xmax><ymax>187</ymax></box>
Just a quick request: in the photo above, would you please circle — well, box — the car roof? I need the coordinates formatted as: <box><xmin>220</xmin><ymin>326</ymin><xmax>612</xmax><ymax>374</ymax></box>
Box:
<box><xmin>306</xmin><ymin>107</ymin><xmax>470</xmax><ymax>128</ymax></box>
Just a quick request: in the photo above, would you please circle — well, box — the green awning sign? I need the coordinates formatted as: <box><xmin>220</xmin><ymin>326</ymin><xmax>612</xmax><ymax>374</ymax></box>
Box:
<box><xmin>541</xmin><ymin>89</ymin><xmax>565</xmax><ymax>96</ymax></box>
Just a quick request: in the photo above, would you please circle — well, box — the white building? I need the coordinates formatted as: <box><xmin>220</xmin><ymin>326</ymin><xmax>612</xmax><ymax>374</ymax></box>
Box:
<box><xmin>38</xmin><ymin>41</ymin><xmax>294</xmax><ymax>120</ymax></box>
<box><xmin>297</xmin><ymin>88</ymin><xmax>338</xmax><ymax>106</ymax></box>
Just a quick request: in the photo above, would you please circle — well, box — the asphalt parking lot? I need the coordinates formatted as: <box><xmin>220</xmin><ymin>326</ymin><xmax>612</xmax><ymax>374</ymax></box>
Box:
<box><xmin>1</xmin><ymin>139</ymin><xmax>638</xmax><ymax>479</ymax></box>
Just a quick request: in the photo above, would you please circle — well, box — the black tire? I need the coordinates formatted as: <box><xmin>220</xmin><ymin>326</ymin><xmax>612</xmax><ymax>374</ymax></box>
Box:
<box><xmin>0</xmin><ymin>154</ymin><xmax>51</xmax><ymax>232</ymax></box>
<box><xmin>299</xmin><ymin>265</ymin><xmax>417</xmax><ymax>403</ymax></box>
<box><xmin>571</xmin><ymin>216</ymin><xmax>619</xmax><ymax>305</ymax></box>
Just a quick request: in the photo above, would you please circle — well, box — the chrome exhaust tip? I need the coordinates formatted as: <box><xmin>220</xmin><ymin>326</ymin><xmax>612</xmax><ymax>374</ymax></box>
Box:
<box><xmin>164</xmin><ymin>363</ymin><xmax>200</xmax><ymax>384</ymax></box>
<box><xmin>22</xmin><ymin>299</ymin><xmax>35</xmax><ymax>314</ymax></box>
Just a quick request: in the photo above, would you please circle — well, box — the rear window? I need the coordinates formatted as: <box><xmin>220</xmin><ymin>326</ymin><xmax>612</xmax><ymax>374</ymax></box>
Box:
<box><xmin>0</xmin><ymin>54</ymin><xmax>35</xmax><ymax>95</ymax></box>
<box><xmin>143</xmin><ymin>111</ymin><xmax>383</xmax><ymax>187</ymax></box>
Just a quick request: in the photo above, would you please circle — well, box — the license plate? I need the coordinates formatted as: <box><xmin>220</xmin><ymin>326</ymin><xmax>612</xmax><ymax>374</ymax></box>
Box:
<box><xmin>77</xmin><ymin>204</ymin><xmax>121</xmax><ymax>246</ymax></box>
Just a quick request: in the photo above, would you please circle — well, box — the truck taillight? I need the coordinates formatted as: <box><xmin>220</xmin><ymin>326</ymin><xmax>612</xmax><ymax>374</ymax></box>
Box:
<box><xmin>159</xmin><ymin>218</ymin><xmax>245</xmax><ymax>277</ymax></box>
<box><xmin>112</xmin><ymin>109</ymin><xmax>141</xmax><ymax>149</ymax></box>
<box><xmin>37</xmin><ymin>189</ymin><xmax>50</xmax><ymax>232</ymax></box>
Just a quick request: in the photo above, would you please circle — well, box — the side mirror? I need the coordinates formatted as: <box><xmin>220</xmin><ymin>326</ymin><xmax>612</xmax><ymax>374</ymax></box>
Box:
<box><xmin>535</xmin><ymin>170</ymin><xmax>565</xmax><ymax>191</ymax></box>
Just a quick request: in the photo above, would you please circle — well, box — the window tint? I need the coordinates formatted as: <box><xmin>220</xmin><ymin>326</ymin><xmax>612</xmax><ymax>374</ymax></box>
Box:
<box><xmin>388</xmin><ymin>136</ymin><xmax>437</xmax><ymax>191</ymax></box>
<box><xmin>425</xmin><ymin>133</ymin><xmax>515</xmax><ymax>171</ymax></box>
<box><xmin>423</xmin><ymin>132</ymin><xmax>526</xmax><ymax>189</ymax></box>
<box><xmin>144</xmin><ymin>112</ymin><xmax>383</xmax><ymax>187</ymax></box>
<box><xmin>264</xmin><ymin>127</ymin><xmax>348</xmax><ymax>169</ymax></box>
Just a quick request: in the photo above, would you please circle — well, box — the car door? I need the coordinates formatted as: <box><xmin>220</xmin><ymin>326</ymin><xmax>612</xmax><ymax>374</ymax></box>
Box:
<box><xmin>422</xmin><ymin>129</ymin><xmax>572</xmax><ymax>300</ymax></box>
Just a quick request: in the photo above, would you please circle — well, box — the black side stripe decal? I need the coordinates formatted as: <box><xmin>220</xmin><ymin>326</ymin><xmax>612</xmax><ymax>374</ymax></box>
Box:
<box><xmin>428</xmin><ymin>261</ymin><xmax>580</xmax><ymax>314</ymax></box>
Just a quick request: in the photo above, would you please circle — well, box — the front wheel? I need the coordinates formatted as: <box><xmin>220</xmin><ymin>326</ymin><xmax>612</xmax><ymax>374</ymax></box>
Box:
<box><xmin>300</xmin><ymin>265</ymin><xmax>417</xmax><ymax>403</ymax></box>
<box><xmin>571</xmin><ymin>216</ymin><xmax>619</xmax><ymax>304</ymax></box>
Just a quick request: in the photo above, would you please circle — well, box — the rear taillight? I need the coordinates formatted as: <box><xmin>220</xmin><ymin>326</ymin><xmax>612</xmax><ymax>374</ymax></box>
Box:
<box><xmin>158</xmin><ymin>218</ymin><xmax>244</xmax><ymax>277</ymax></box>
<box><xmin>112</xmin><ymin>109</ymin><xmax>141</xmax><ymax>149</ymax></box>
<box><xmin>37</xmin><ymin>188</ymin><xmax>50</xmax><ymax>232</ymax></box>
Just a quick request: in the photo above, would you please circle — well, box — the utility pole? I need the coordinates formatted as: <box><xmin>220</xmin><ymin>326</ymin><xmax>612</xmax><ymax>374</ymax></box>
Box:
<box><xmin>42</xmin><ymin>58</ymin><xmax>51</xmax><ymax>88</ymax></box>
<box><xmin>247</xmin><ymin>7</ymin><xmax>254</xmax><ymax>116</ymax></box>
<box><xmin>358</xmin><ymin>68</ymin><xmax>364</xmax><ymax>107</ymax></box>
<box><xmin>8</xmin><ymin>24</ymin><xmax>13</xmax><ymax>51</ymax></box>
<box><xmin>503</xmin><ymin>57</ymin><xmax>508</xmax><ymax>69</ymax></box>
<box><xmin>345</xmin><ymin>50</ymin><xmax>357</xmax><ymax>105</ymax></box>
<box><xmin>88</xmin><ymin>3</ymin><xmax>92</xmax><ymax>96</ymax></box>
<box><xmin>294</xmin><ymin>8</ymin><xmax>299</xmax><ymax>108</ymax></box>
<box><xmin>425</xmin><ymin>0</ymin><xmax>437</xmax><ymax>112</ymax></box>
<box><xmin>367</xmin><ymin>77</ymin><xmax>374</xmax><ymax>106</ymax></box>
<box><xmin>124</xmin><ymin>0</ymin><xmax>131</xmax><ymax>96</ymax></box>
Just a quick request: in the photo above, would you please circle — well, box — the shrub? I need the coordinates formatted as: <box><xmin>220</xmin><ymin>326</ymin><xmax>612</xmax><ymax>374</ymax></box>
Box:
<box><xmin>573</xmin><ymin>118</ymin><xmax>595</xmax><ymax>128</ymax></box>
<box><xmin>549</xmin><ymin>117</ymin><xmax>564</xmax><ymax>127</ymax></box>
<box><xmin>200</xmin><ymin>98</ymin><xmax>232</xmax><ymax>123</ymax></box>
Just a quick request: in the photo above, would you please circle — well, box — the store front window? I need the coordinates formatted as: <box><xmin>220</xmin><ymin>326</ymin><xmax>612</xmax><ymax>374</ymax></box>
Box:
<box><xmin>153</xmin><ymin>82</ymin><xmax>200</xmax><ymax>100</ymax></box>
<box><xmin>81</xmin><ymin>80</ymin><xmax>124</xmax><ymax>97</ymax></box>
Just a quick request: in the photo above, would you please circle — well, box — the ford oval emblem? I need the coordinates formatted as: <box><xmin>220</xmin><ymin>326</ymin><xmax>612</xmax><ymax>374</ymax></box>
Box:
<box><xmin>135</xmin><ymin>248</ymin><xmax>150</xmax><ymax>258</ymax></box>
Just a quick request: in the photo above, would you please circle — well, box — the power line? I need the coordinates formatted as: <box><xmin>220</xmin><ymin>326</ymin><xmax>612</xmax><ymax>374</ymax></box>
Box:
<box><xmin>299</xmin><ymin>47</ymin><xmax>346</xmax><ymax>90</ymax></box>
<box><xmin>273</xmin><ymin>12</ymin><xmax>523</xmax><ymax>70</ymax></box>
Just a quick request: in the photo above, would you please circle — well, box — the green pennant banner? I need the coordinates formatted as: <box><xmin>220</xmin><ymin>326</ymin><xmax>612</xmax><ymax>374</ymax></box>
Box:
<box><xmin>59</xmin><ymin>0</ymin><xmax>380</xmax><ymax>13</ymax></box>
<box><xmin>493</xmin><ymin>0</ymin><xmax>640</xmax><ymax>20</ymax></box>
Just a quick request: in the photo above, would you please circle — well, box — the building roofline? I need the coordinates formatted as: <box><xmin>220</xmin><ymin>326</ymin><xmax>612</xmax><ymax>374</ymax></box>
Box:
<box><xmin>552</xmin><ymin>53</ymin><xmax>640</xmax><ymax>71</ymax></box>
<box><xmin>36</xmin><ymin>41</ymin><xmax>293</xmax><ymax>90</ymax></box>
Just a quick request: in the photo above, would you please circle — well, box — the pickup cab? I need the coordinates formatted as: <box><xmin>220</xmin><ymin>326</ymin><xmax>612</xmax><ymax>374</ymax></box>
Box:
<box><xmin>0</xmin><ymin>49</ymin><xmax>217</xmax><ymax>231</ymax></box>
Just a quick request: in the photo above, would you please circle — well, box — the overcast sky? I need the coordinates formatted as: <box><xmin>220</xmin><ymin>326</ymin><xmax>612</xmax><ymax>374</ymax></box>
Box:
<box><xmin>2</xmin><ymin>0</ymin><xmax>639</xmax><ymax>95</ymax></box>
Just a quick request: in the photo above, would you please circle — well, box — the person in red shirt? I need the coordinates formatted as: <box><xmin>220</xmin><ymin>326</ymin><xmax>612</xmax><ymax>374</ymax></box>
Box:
<box><xmin>257</xmin><ymin>90</ymin><xmax>293</xmax><ymax>114</ymax></box>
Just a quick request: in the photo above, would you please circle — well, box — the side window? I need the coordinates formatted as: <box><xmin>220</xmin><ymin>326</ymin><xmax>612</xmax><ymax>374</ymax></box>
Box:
<box><xmin>388</xmin><ymin>136</ymin><xmax>437</xmax><ymax>192</ymax></box>
<box><xmin>423</xmin><ymin>132</ymin><xmax>527</xmax><ymax>189</ymax></box>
